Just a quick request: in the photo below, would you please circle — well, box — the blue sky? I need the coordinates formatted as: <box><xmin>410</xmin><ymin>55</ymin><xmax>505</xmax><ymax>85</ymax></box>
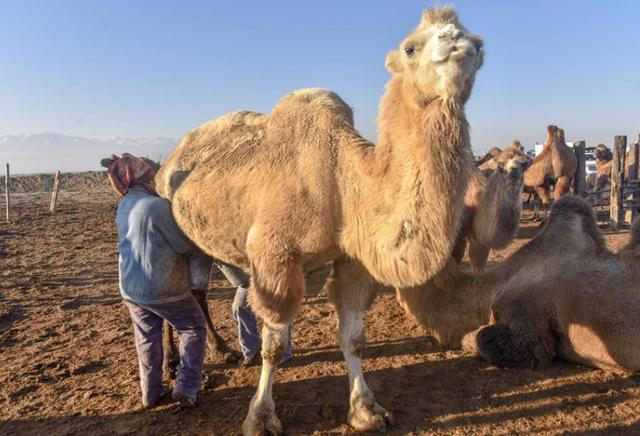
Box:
<box><xmin>1</xmin><ymin>0</ymin><xmax>639</xmax><ymax>164</ymax></box>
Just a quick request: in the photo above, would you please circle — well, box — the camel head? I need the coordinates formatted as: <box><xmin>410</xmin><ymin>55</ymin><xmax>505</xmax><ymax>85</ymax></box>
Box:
<box><xmin>594</xmin><ymin>144</ymin><xmax>612</xmax><ymax>162</ymax></box>
<box><xmin>385</xmin><ymin>5</ymin><xmax>484</xmax><ymax>105</ymax></box>
<box><xmin>494</xmin><ymin>142</ymin><xmax>531</xmax><ymax>185</ymax></box>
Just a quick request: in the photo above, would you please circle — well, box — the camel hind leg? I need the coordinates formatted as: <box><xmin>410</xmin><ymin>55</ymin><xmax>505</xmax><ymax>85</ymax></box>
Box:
<box><xmin>242</xmin><ymin>230</ymin><xmax>305</xmax><ymax>435</ymax></box>
<box><xmin>554</xmin><ymin>176</ymin><xmax>572</xmax><ymax>201</ymax></box>
<box><xmin>163</xmin><ymin>322</ymin><xmax>180</xmax><ymax>380</ymax></box>
<box><xmin>533</xmin><ymin>186</ymin><xmax>551</xmax><ymax>221</ymax></box>
<box><xmin>327</xmin><ymin>257</ymin><xmax>394</xmax><ymax>432</ymax></box>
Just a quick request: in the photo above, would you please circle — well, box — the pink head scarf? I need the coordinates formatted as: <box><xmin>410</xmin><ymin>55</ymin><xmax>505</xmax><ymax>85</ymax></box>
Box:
<box><xmin>103</xmin><ymin>153</ymin><xmax>159</xmax><ymax>196</ymax></box>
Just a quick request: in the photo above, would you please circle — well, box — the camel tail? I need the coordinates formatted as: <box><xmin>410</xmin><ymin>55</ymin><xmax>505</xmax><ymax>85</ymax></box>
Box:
<box><xmin>475</xmin><ymin>323</ymin><xmax>555</xmax><ymax>369</ymax></box>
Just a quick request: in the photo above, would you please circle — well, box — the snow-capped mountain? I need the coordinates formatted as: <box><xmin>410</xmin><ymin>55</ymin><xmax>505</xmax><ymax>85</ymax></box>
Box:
<box><xmin>0</xmin><ymin>133</ymin><xmax>179</xmax><ymax>174</ymax></box>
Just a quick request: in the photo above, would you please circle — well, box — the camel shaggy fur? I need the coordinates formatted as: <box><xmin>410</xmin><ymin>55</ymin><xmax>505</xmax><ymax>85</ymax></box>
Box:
<box><xmin>398</xmin><ymin>195</ymin><xmax>640</xmax><ymax>372</ymax></box>
<box><xmin>523</xmin><ymin>125</ymin><xmax>577</xmax><ymax>219</ymax></box>
<box><xmin>156</xmin><ymin>6</ymin><xmax>484</xmax><ymax>433</ymax></box>
<box><xmin>452</xmin><ymin>144</ymin><xmax>530</xmax><ymax>271</ymax></box>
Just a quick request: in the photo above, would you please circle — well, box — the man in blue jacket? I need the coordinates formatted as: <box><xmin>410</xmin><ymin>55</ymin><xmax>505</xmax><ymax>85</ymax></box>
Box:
<box><xmin>108</xmin><ymin>154</ymin><xmax>205</xmax><ymax>409</ymax></box>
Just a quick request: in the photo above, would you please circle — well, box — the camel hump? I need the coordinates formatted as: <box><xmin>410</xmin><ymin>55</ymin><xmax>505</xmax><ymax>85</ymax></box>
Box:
<box><xmin>272</xmin><ymin>88</ymin><xmax>354</xmax><ymax>126</ymax></box>
<box><xmin>549</xmin><ymin>195</ymin><xmax>595</xmax><ymax>222</ymax></box>
<box><xmin>548</xmin><ymin>195</ymin><xmax>607</xmax><ymax>251</ymax></box>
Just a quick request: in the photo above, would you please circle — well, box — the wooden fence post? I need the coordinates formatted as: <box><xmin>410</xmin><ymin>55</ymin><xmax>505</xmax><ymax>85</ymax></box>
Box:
<box><xmin>49</xmin><ymin>171</ymin><xmax>61</xmax><ymax>214</ymax></box>
<box><xmin>610</xmin><ymin>136</ymin><xmax>627</xmax><ymax>229</ymax></box>
<box><xmin>625</xmin><ymin>141</ymin><xmax>640</xmax><ymax>224</ymax></box>
<box><xmin>628</xmin><ymin>140</ymin><xmax>639</xmax><ymax>181</ymax></box>
<box><xmin>572</xmin><ymin>140</ymin><xmax>587</xmax><ymax>197</ymax></box>
<box><xmin>4</xmin><ymin>163</ymin><xmax>9</xmax><ymax>223</ymax></box>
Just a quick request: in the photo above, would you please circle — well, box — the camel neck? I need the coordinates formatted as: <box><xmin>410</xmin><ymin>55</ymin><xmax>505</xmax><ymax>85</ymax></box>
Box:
<box><xmin>396</xmin><ymin>261</ymin><xmax>497</xmax><ymax>347</ymax></box>
<box><xmin>337</xmin><ymin>77</ymin><xmax>474</xmax><ymax>287</ymax></box>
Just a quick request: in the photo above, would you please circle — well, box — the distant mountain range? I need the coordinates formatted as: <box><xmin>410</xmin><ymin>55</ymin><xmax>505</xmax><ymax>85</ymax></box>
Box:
<box><xmin>0</xmin><ymin>133</ymin><xmax>179</xmax><ymax>174</ymax></box>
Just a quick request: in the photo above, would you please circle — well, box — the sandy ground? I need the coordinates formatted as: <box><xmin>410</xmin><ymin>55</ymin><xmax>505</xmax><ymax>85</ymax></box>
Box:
<box><xmin>1</xmin><ymin>193</ymin><xmax>640</xmax><ymax>435</ymax></box>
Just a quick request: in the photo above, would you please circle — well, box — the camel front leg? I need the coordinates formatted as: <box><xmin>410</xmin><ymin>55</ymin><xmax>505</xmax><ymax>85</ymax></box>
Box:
<box><xmin>468</xmin><ymin>237</ymin><xmax>490</xmax><ymax>272</ymax></box>
<box><xmin>327</xmin><ymin>258</ymin><xmax>394</xmax><ymax>432</ymax></box>
<box><xmin>241</xmin><ymin>230</ymin><xmax>306</xmax><ymax>435</ymax></box>
<box><xmin>242</xmin><ymin>321</ymin><xmax>289</xmax><ymax>435</ymax></box>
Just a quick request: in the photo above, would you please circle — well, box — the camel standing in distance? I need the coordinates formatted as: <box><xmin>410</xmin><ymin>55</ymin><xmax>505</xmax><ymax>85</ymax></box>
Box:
<box><xmin>593</xmin><ymin>143</ymin><xmax>613</xmax><ymax>192</ymax></box>
<box><xmin>156</xmin><ymin>6</ymin><xmax>484</xmax><ymax>433</ymax></box>
<box><xmin>477</xmin><ymin>141</ymin><xmax>525</xmax><ymax>176</ymax></box>
<box><xmin>523</xmin><ymin>125</ymin><xmax>577</xmax><ymax>219</ymax></box>
<box><xmin>476</xmin><ymin>146</ymin><xmax>502</xmax><ymax>166</ymax></box>
<box><xmin>453</xmin><ymin>144</ymin><xmax>530</xmax><ymax>271</ymax></box>
<box><xmin>398</xmin><ymin>195</ymin><xmax>640</xmax><ymax>372</ymax></box>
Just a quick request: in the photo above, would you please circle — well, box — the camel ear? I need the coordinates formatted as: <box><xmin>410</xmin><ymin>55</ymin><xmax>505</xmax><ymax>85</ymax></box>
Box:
<box><xmin>385</xmin><ymin>51</ymin><xmax>402</xmax><ymax>74</ymax></box>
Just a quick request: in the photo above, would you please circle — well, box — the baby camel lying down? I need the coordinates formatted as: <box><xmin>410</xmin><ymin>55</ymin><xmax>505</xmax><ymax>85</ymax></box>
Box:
<box><xmin>398</xmin><ymin>195</ymin><xmax>640</xmax><ymax>372</ymax></box>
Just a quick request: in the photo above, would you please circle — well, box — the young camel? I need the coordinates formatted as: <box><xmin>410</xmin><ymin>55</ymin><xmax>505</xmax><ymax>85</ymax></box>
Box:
<box><xmin>155</xmin><ymin>6</ymin><xmax>484</xmax><ymax>433</ymax></box>
<box><xmin>523</xmin><ymin>125</ymin><xmax>577</xmax><ymax>219</ymax></box>
<box><xmin>398</xmin><ymin>195</ymin><xmax>640</xmax><ymax>372</ymax></box>
<box><xmin>452</xmin><ymin>143</ymin><xmax>530</xmax><ymax>271</ymax></box>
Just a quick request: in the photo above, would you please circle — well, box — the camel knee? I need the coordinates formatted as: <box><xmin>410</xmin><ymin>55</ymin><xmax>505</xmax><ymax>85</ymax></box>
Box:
<box><xmin>261</xmin><ymin>323</ymin><xmax>289</xmax><ymax>364</ymax></box>
<box><xmin>337</xmin><ymin>311</ymin><xmax>367</xmax><ymax>358</ymax></box>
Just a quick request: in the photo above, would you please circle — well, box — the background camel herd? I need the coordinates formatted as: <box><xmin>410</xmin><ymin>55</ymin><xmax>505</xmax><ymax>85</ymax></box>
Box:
<box><xmin>145</xmin><ymin>6</ymin><xmax>640</xmax><ymax>434</ymax></box>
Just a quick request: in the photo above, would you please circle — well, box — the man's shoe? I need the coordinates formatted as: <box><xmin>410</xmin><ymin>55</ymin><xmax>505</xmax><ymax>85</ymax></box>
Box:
<box><xmin>172</xmin><ymin>390</ymin><xmax>197</xmax><ymax>408</ymax></box>
<box><xmin>142</xmin><ymin>384</ymin><xmax>171</xmax><ymax>409</ymax></box>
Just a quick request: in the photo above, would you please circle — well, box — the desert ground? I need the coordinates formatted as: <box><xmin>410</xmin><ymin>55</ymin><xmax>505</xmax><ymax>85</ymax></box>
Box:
<box><xmin>1</xmin><ymin>182</ymin><xmax>640</xmax><ymax>435</ymax></box>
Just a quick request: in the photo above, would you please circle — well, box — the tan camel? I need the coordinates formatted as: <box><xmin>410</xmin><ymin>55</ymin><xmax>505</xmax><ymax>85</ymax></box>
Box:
<box><xmin>523</xmin><ymin>125</ymin><xmax>577</xmax><ymax>219</ymax></box>
<box><xmin>593</xmin><ymin>143</ymin><xmax>613</xmax><ymax>192</ymax></box>
<box><xmin>155</xmin><ymin>6</ymin><xmax>484</xmax><ymax>433</ymax></box>
<box><xmin>477</xmin><ymin>141</ymin><xmax>525</xmax><ymax>176</ymax></box>
<box><xmin>476</xmin><ymin>146</ymin><xmax>502</xmax><ymax>166</ymax></box>
<box><xmin>398</xmin><ymin>195</ymin><xmax>640</xmax><ymax>372</ymax></box>
<box><xmin>452</xmin><ymin>144</ymin><xmax>530</xmax><ymax>271</ymax></box>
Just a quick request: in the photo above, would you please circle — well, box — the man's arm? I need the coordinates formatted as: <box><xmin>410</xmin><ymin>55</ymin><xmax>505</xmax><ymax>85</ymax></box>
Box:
<box><xmin>151</xmin><ymin>199</ymin><xmax>195</xmax><ymax>254</ymax></box>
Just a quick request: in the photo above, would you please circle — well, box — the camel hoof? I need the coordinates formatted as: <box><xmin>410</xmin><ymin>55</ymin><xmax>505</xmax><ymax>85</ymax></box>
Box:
<box><xmin>242</xmin><ymin>399</ymin><xmax>282</xmax><ymax>436</ymax></box>
<box><xmin>224</xmin><ymin>349</ymin><xmax>244</xmax><ymax>365</ymax></box>
<box><xmin>242</xmin><ymin>413</ymin><xmax>282</xmax><ymax>436</ymax></box>
<box><xmin>348</xmin><ymin>396</ymin><xmax>393</xmax><ymax>432</ymax></box>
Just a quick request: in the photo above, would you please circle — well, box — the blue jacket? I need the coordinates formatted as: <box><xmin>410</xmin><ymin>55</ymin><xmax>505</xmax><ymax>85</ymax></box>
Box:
<box><xmin>116</xmin><ymin>187</ymin><xmax>194</xmax><ymax>304</ymax></box>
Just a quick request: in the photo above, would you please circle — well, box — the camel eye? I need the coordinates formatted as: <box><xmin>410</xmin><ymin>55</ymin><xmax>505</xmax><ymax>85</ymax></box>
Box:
<box><xmin>404</xmin><ymin>46</ymin><xmax>415</xmax><ymax>56</ymax></box>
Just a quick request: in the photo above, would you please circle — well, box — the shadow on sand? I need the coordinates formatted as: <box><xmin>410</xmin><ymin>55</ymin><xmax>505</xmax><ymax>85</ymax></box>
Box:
<box><xmin>4</xmin><ymin>343</ymin><xmax>640</xmax><ymax>435</ymax></box>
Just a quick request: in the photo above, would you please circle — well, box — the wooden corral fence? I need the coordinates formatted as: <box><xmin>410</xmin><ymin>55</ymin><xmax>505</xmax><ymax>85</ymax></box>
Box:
<box><xmin>4</xmin><ymin>163</ymin><xmax>10</xmax><ymax>223</ymax></box>
<box><xmin>49</xmin><ymin>171</ymin><xmax>62</xmax><ymax>214</ymax></box>
<box><xmin>572</xmin><ymin>140</ymin><xmax>587</xmax><ymax>197</ymax></box>
<box><xmin>2</xmin><ymin>165</ymin><xmax>66</xmax><ymax>219</ymax></box>
<box><xmin>583</xmin><ymin>135</ymin><xmax>640</xmax><ymax>229</ymax></box>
